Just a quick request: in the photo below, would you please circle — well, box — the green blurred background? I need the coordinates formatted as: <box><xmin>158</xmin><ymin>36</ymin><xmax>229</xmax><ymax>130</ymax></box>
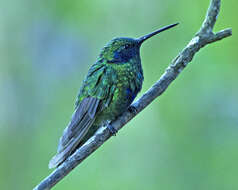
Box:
<box><xmin>0</xmin><ymin>0</ymin><xmax>237</xmax><ymax>189</ymax></box>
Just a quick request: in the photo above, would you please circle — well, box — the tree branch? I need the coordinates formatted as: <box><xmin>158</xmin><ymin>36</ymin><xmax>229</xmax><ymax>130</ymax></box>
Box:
<box><xmin>33</xmin><ymin>0</ymin><xmax>232</xmax><ymax>189</ymax></box>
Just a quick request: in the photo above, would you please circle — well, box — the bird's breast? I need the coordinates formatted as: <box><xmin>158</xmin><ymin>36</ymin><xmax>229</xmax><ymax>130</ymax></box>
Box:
<box><xmin>97</xmin><ymin>61</ymin><xmax>143</xmax><ymax>121</ymax></box>
<box><xmin>109</xmin><ymin>67</ymin><xmax>143</xmax><ymax>115</ymax></box>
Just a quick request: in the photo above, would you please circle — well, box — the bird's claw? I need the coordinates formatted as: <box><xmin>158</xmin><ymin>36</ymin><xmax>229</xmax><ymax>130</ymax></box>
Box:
<box><xmin>107</xmin><ymin>124</ymin><xmax>118</xmax><ymax>136</ymax></box>
<box><xmin>128</xmin><ymin>105</ymin><xmax>137</xmax><ymax>114</ymax></box>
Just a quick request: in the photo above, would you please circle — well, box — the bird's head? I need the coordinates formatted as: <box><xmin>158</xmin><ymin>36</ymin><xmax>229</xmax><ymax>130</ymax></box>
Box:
<box><xmin>99</xmin><ymin>38</ymin><xmax>140</xmax><ymax>63</ymax></box>
<box><xmin>98</xmin><ymin>23</ymin><xmax>179</xmax><ymax>64</ymax></box>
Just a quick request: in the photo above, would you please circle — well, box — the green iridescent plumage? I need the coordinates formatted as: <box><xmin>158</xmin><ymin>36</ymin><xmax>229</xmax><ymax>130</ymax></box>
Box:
<box><xmin>49</xmin><ymin>23</ymin><xmax>178</xmax><ymax>168</ymax></box>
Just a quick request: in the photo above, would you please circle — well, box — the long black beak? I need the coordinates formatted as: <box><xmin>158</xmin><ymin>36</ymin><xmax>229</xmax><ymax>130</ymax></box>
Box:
<box><xmin>137</xmin><ymin>23</ymin><xmax>179</xmax><ymax>45</ymax></box>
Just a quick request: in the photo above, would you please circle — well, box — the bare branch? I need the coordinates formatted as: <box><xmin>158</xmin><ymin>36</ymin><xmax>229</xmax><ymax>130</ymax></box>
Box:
<box><xmin>33</xmin><ymin>0</ymin><xmax>232</xmax><ymax>189</ymax></box>
<box><xmin>199</xmin><ymin>0</ymin><xmax>220</xmax><ymax>34</ymax></box>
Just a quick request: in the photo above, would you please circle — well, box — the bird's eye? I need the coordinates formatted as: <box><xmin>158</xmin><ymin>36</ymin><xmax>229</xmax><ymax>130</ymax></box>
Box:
<box><xmin>124</xmin><ymin>44</ymin><xmax>130</xmax><ymax>49</ymax></box>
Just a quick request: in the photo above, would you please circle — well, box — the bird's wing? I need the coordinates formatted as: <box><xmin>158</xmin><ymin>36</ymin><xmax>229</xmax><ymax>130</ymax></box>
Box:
<box><xmin>49</xmin><ymin>63</ymin><xmax>115</xmax><ymax>168</ymax></box>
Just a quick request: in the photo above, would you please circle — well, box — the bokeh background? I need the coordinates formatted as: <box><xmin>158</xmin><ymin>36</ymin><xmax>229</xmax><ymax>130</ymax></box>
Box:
<box><xmin>0</xmin><ymin>0</ymin><xmax>237</xmax><ymax>189</ymax></box>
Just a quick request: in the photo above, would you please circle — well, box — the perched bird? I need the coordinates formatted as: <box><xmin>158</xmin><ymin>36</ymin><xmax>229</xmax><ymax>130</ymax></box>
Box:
<box><xmin>49</xmin><ymin>23</ymin><xmax>178</xmax><ymax>168</ymax></box>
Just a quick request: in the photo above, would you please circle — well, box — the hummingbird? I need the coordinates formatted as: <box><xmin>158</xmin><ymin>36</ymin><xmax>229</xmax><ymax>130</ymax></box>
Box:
<box><xmin>49</xmin><ymin>23</ymin><xmax>178</xmax><ymax>168</ymax></box>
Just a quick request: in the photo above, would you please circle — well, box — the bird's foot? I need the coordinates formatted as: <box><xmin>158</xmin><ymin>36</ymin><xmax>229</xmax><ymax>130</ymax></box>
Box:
<box><xmin>107</xmin><ymin>124</ymin><xmax>118</xmax><ymax>136</ymax></box>
<box><xmin>128</xmin><ymin>105</ymin><xmax>138</xmax><ymax>114</ymax></box>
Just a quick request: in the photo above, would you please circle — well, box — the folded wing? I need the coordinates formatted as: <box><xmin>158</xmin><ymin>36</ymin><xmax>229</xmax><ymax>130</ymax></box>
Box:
<box><xmin>49</xmin><ymin>63</ymin><xmax>115</xmax><ymax>168</ymax></box>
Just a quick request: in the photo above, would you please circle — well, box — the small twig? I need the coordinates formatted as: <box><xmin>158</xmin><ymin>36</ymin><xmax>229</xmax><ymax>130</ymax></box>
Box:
<box><xmin>33</xmin><ymin>0</ymin><xmax>232</xmax><ymax>189</ymax></box>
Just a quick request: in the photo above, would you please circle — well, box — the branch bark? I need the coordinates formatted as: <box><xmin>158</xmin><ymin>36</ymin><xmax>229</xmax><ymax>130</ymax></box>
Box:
<box><xmin>33</xmin><ymin>0</ymin><xmax>232</xmax><ymax>189</ymax></box>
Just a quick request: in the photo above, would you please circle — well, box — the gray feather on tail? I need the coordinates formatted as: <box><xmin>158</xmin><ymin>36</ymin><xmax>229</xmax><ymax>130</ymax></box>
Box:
<box><xmin>49</xmin><ymin>97</ymin><xmax>100</xmax><ymax>169</ymax></box>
